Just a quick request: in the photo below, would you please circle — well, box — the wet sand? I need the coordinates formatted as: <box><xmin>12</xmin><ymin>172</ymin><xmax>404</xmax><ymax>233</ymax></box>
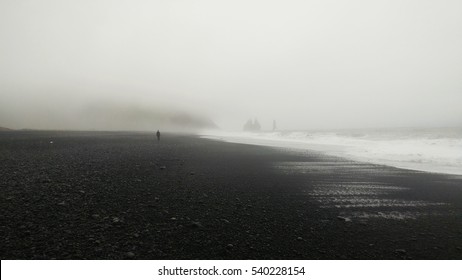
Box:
<box><xmin>1</xmin><ymin>131</ymin><xmax>462</xmax><ymax>259</ymax></box>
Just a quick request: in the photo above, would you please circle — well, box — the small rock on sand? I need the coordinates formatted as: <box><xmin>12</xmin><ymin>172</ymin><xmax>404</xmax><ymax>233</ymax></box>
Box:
<box><xmin>220</xmin><ymin>219</ymin><xmax>231</xmax><ymax>224</ymax></box>
<box><xmin>337</xmin><ymin>216</ymin><xmax>352</xmax><ymax>222</ymax></box>
<box><xmin>188</xmin><ymin>221</ymin><xmax>203</xmax><ymax>228</ymax></box>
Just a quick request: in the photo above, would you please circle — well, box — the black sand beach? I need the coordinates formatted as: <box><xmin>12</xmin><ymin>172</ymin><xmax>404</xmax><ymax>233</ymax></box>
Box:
<box><xmin>1</xmin><ymin>131</ymin><xmax>462</xmax><ymax>259</ymax></box>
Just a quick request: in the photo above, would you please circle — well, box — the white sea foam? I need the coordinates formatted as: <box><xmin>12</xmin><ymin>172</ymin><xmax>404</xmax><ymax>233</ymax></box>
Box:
<box><xmin>201</xmin><ymin>128</ymin><xmax>462</xmax><ymax>175</ymax></box>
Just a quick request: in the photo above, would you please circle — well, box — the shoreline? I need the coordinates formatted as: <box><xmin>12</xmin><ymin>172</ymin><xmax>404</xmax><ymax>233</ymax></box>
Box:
<box><xmin>1</xmin><ymin>131</ymin><xmax>462</xmax><ymax>259</ymax></box>
<box><xmin>199</xmin><ymin>132</ymin><xmax>462</xmax><ymax>176</ymax></box>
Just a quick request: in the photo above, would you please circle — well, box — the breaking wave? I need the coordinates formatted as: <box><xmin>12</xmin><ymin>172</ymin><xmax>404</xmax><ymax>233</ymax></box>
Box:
<box><xmin>201</xmin><ymin>128</ymin><xmax>462</xmax><ymax>175</ymax></box>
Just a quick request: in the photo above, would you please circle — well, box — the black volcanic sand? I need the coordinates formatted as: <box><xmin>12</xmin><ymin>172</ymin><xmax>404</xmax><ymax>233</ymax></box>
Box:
<box><xmin>1</xmin><ymin>131</ymin><xmax>462</xmax><ymax>259</ymax></box>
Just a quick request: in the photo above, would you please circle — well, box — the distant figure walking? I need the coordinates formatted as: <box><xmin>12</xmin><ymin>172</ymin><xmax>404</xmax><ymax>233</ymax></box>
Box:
<box><xmin>156</xmin><ymin>130</ymin><xmax>161</xmax><ymax>142</ymax></box>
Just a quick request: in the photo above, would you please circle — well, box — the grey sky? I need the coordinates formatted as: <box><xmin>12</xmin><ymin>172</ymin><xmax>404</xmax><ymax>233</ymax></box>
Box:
<box><xmin>1</xmin><ymin>0</ymin><xmax>461</xmax><ymax>131</ymax></box>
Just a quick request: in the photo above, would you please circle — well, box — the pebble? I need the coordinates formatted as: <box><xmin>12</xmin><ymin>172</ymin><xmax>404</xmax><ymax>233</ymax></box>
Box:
<box><xmin>126</xmin><ymin>252</ymin><xmax>135</xmax><ymax>258</ymax></box>
<box><xmin>220</xmin><ymin>219</ymin><xmax>231</xmax><ymax>224</ymax></box>
<box><xmin>188</xmin><ymin>221</ymin><xmax>203</xmax><ymax>228</ymax></box>
<box><xmin>297</xmin><ymin>237</ymin><xmax>303</xmax><ymax>241</ymax></box>
<box><xmin>337</xmin><ymin>216</ymin><xmax>351</xmax><ymax>222</ymax></box>
<box><xmin>160</xmin><ymin>166</ymin><xmax>166</xmax><ymax>170</ymax></box>
<box><xmin>395</xmin><ymin>249</ymin><xmax>407</xmax><ymax>254</ymax></box>
<box><xmin>226</xmin><ymin>244</ymin><xmax>234</xmax><ymax>250</ymax></box>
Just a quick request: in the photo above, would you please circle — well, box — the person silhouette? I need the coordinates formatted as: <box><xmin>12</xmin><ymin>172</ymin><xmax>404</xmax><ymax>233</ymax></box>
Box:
<box><xmin>156</xmin><ymin>130</ymin><xmax>161</xmax><ymax>142</ymax></box>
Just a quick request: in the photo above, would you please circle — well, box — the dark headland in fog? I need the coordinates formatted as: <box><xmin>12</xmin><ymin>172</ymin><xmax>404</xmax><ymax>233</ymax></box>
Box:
<box><xmin>1</xmin><ymin>131</ymin><xmax>462</xmax><ymax>259</ymax></box>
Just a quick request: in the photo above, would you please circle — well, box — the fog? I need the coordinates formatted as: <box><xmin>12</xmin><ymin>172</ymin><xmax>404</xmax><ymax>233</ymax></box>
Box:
<box><xmin>1</xmin><ymin>0</ymin><xmax>461</xmax><ymax>131</ymax></box>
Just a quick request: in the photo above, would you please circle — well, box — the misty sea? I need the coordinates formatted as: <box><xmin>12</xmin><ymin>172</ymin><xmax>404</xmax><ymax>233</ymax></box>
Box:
<box><xmin>202</xmin><ymin>127</ymin><xmax>462</xmax><ymax>176</ymax></box>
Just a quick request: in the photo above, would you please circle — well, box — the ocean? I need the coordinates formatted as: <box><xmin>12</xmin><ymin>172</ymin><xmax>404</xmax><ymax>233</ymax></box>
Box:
<box><xmin>201</xmin><ymin>127</ymin><xmax>462</xmax><ymax>176</ymax></box>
